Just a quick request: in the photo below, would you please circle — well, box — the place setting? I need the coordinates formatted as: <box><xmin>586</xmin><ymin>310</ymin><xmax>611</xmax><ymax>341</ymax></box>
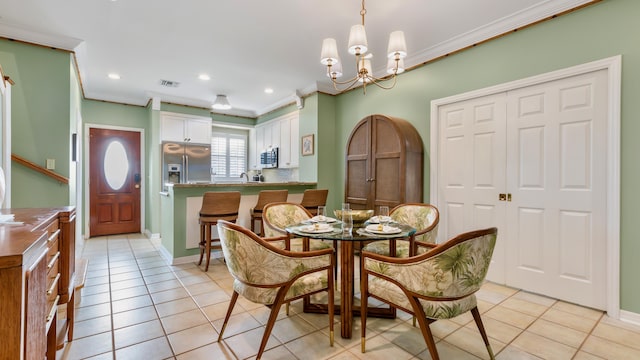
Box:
<box><xmin>359</xmin><ymin>206</ymin><xmax>402</xmax><ymax>235</ymax></box>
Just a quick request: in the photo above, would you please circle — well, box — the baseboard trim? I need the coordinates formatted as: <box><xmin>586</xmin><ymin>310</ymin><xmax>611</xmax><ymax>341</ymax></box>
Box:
<box><xmin>619</xmin><ymin>310</ymin><xmax>640</xmax><ymax>327</ymax></box>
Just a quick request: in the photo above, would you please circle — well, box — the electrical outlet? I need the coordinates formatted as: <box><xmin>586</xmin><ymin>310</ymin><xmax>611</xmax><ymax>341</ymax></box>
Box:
<box><xmin>46</xmin><ymin>159</ymin><xmax>55</xmax><ymax>170</ymax></box>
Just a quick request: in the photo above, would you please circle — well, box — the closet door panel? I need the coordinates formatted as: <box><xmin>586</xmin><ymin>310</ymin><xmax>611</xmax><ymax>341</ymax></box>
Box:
<box><xmin>438</xmin><ymin>94</ymin><xmax>507</xmax><ymax>282</ymax></box>
<box><xmin>506</xmin><ymin>69</ymin><xmax>608</xmax><ymax>309</ymax></box>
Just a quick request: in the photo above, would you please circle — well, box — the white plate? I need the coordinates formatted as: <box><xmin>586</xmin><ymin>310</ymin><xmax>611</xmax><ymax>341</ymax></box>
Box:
<box><xmin>368</xmin><ymin>216</ymin><xmax>392</xmax><ymax>224</ymax></box>
<box><xmin>365</xmin><ymin>224</ymin><xmax>402</xmax><ymax>234</ymax></box>
<box><xmin>298</xmin><ymin>225</ymin><xmax>335</xmax><ymax>233</ymax></box>
<box><xmin>302</xmin><ymin>216</ymin><xmax>338</xmax><ymax>224</ymax></box>
<box><xmin>309</xmin><ymin>216</ymin><xmax>337</xmax><ymax>223</ymax></box>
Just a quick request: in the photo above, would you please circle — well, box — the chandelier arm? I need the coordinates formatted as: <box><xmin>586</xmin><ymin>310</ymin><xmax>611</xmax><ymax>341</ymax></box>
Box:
<box><xmin>331</xmin><ymin>76</ymin><xmax>363</xmax><ymax>93</ymax></box>
<box><xmin>364</xmin><ymin>73</ymin><xmax>399</xmax><ymax>90</ymax></box>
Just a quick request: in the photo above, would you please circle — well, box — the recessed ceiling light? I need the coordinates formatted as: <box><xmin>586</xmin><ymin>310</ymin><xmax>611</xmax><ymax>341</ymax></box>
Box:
<box><xmin>108</xmin><ymin>73</ymin><xmax>120</xmax><ymax>80</ymax></box>
<box><xmin>264</xmin><ymin>88</ymin><xmax>274</xmax><ymax>94</ymax></box>
<box><xmin>198</xmin><ymin>74</ymin><xmax>210</xmax><ymax>81</ymax></box>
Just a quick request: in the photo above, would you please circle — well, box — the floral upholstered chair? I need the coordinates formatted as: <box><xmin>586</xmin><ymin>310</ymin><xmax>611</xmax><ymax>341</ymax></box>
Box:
<box><xmin>263</xmin><ymin>202</ymin><xmax>334</xmax><ymax>252</ymax></box>
<box><xmin>362</xmin><ymin>203</ymin><xmax>439</xmax><ymax>257</ymax></box>
<box><xmin>360</xmin><ymin>227</ymin><xmax>498</xmax><ymax>360</ymax></box>
<box><xmin>216</xmin><ymin>220</ymin><xmax>335</xmax><ymax>359</ymax></box>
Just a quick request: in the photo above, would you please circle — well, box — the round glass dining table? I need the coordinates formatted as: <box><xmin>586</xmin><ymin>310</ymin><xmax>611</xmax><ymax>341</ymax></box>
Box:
<box><xmin>286</xmin><ymin>221</ymin><xmax>416</xmax><ymax>339</ymax></box>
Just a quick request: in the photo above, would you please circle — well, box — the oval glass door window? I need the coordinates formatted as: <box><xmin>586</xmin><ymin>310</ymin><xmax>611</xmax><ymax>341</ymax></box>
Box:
<box><xmin>104</xmin><ymin>140</ymin><xmax>129</xmax><ymax>190</ymax></box>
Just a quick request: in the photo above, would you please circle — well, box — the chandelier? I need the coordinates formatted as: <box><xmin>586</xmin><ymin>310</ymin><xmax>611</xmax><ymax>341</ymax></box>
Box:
<box><xmin>320</xmin><ymin>0</ymin><xmax>407</xmax><ymax>94</ymax></box>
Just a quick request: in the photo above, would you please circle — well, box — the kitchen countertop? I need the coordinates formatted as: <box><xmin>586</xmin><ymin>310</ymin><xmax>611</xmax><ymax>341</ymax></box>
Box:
<box><xmin>169</xmin><ymin>181</ymin><xmax>316</xmax><ymax>188</ymax></box>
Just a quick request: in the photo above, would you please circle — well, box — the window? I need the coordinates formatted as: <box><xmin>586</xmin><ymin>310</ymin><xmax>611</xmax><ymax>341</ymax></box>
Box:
<box><xmin>211</xmin><ymin>130</ymin><xmax>248</xmax><ymax>181</ymax></box>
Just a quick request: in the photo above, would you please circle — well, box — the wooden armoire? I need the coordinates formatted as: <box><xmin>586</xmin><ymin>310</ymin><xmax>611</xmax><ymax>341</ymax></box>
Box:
<box><xmin>345</xmin><ymin>114</ymin><xmax>423</xmax><ymax>213</ymax></box>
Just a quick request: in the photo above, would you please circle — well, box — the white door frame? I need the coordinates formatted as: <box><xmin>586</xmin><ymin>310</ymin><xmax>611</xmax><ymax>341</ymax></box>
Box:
<box><xmin>84</xmin><ymin>123</ymin><xmax>146</xmax><ymax>239</ymax></box>
<box><xmin>430</xmin><ymin>56</ymin><xmax>621</xmax><ymax>318</ymax></box>
<box><xmin>0</xmin><ymin>72</ymin><xmax>11</xmax><ymax>208</ymax></box>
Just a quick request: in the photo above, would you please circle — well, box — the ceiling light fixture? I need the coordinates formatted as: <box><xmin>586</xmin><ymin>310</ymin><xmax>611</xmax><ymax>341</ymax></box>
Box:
<box><xmin>320</xmin><ymin>0</ymin><xmax>407</xmax><ymax>94</ymax></box>
<box><xmin>212</xmin><ymin>95</ymin><xmax>232</xmax><ymax>110</ymax></box>
<box><xmin>198</xmin><ymin>74</ymin><xmax>210</xmax><ymax>81</ymax></box>
<box><xmin>108</xmin><ymin>73</ymin><xmax>120</xmax><ymax>80</ymax></box>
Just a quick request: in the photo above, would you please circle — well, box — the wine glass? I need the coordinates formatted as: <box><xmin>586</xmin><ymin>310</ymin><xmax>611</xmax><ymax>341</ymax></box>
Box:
<box><xmin>341</xmin><ymin>203</ymin><xmax>353</xmax><ymax>234</ymax></box>
<box><xmin>379</xmin><ymin>206</ymin><xmax>390</xmax><ymax>229</ymax></box>
<box><xmin>317</xmin><ymin>206</ymin><xmax>327</xmax><ymax>224</ymax></box>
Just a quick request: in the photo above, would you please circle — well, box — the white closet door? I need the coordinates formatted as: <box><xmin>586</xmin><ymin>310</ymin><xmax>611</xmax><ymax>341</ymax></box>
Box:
<box><xmin>505</xmin><ymin>69</ymin><xmax>608</xmax><ymax>309</ymax></box>
<box><xmin>438</xmin><ymin>93</ymin><xmax>508</xmax><ymax>283</ymax></box>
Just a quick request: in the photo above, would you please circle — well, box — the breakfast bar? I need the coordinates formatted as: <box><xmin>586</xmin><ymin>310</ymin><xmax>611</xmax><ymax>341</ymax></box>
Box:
<box><xmin>159</xmin><ymin>182</ymin><xmax>316</xmax><ymax>264</ymax></box>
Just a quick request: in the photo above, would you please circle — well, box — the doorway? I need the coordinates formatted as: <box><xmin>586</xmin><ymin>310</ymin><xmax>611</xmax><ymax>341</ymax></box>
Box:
<box><xmin>88</xmin><ymin>127</ymin><xmax>142</xmax><ymax>237</ymax></box>
<box><xmin>430</xmin><ymin>56</ymin><xmax>620</xmax><ymax>315</ymax></box>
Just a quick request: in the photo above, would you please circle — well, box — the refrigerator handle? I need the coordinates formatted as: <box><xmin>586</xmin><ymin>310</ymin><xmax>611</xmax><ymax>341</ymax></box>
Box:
<box><xmin>184</xmin><ymin>154</ymin><xmax>189</xmax><ymax>183</ymax></box>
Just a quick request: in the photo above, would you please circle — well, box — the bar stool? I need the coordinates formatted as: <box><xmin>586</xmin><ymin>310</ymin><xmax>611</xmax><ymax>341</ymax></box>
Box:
<box><xmin>250</xmin><ymin>189</ymin><xmax>288</xmax><ymax>235</ymax></box>
<box><xmin>299</xmin><ymin>189</ymin><xmax>329</xmax><ymax>216</ymax></box>
<box><xmin>198</xmin><ymin>191</ymin><xmax>241</xmax><ymax>271</ymax></box>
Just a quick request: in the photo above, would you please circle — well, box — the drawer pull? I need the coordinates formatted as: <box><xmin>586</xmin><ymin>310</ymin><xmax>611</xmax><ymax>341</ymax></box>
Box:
<box><xmin>47</xmin><ymin>273</ymin><xmax>61</xmax><ymax>296</ymax></box>
<box><xmin>46</xmin><ymin>295</ymin><xmax>60</xmax><ymax>323</ymax></box>
<box><xmin>48</xmin><ymin>229</ymin><xmax>61</xmax><ymax>243</ymax></box>
<box><xmin>47</xmin><ymin>251</ymin><xmax>60</xmax><ymax>270</ymax></box>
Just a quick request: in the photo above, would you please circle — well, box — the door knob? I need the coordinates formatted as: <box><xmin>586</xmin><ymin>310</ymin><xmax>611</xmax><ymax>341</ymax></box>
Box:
<box><xmin>499</xmin><ymin>193</ymin><xmax>506</xmax><ymax>201</ymax></box>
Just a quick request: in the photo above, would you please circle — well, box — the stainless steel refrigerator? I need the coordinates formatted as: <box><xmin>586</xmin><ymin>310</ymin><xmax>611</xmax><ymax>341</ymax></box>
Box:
<box><xmin>162</xmin><ymin>142</ymin><xmax>211</xmax><ymax>188</ymax></box>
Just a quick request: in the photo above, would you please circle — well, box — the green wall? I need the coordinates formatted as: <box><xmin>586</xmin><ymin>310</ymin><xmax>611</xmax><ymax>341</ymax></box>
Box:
<box><xmin>324</xmin><ymin>0</ymin><xmax>640</xmax><ymax>313</ymax></box>
<box><xmin>1</xmin><ymin>0</ymin><xmax>639</xmax><ymax>314</ymax></box>
<box><xmin>0</xmin><ymin>40</ymin><xmax>72</xmax><ymax>207</ymax></box>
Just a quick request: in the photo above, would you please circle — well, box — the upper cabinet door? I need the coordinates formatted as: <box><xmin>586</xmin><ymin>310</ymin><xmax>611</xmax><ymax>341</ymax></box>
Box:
<box><xmin>160</xmin><ymin>115</ymin><xmax>186</xmax><ymax>142</ymax></box>
<box><xmin>185</xmin><ymin>119</ymin><xmax>212</xmax><ymax>144</ymax></box>
<box><xmin>160</xmin><ymin>113</ymin><xmax>212</xmax><ymax>144</ymax></box>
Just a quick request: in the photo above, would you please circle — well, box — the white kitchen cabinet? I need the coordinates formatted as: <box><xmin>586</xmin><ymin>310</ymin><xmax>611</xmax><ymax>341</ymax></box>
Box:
<box><xmin>253</xmin><ymin>111</ymin><xmax>300</xmax><ymax>169</ymax></box>
<box><xmin>278</xmin><ymin>112</ymin><xmax>299</xmax><ymax>168</ymax></box>
<box><xmin>248</xmin><ymin>129</ymin><xmax>258</xmax><ymax>169</ymax></box>
<box><xmin>161</xmin><ymin>112</ymin><xmax>211</xmax><ymax>144</ymax></box>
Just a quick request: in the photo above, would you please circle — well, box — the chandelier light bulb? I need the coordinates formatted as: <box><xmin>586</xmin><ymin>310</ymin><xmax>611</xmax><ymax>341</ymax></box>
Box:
<box><xmin>387</xmin><ymin>58</ymin><xmax>405</xmax><ymax>74</ymax></box>
<box><xmin>320</xmin><ymin>38</ymin><xmax>340</xmax><ymax>65</ymax></box>
<box><xmin>387</xmin><ymin>31</ymin><xmax>407</xmax><ymax>59</ymax></box>
<box><xmin>348</xmin><ymin>24</ymin><xmax>368</xmax><ymax>55</ymax></box>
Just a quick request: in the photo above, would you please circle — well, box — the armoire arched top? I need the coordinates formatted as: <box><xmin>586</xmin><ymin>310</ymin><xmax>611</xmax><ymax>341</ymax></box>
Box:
<box><xmin>344</xmin><ymin>114</ymin><xmax>423</xmax><ymax>213</ymax></box>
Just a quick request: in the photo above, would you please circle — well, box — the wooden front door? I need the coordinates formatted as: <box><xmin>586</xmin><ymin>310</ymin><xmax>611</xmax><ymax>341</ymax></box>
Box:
<box><xmin>89</xmin><ymin>128</ymin><xmax>141</xmax><ymax>237</ymax></box>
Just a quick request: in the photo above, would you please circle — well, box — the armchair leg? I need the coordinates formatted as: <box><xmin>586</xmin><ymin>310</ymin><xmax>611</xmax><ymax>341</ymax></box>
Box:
<box><xmin>412</xmin><ymin>305</ymin><xmax>439</xmax><ymax>360</ymax></box>
<box><xmin>257</xmin><ymin>299</ymin><xmax>285</xmax><ymax>359</ymax></box>
<box><xmin>218</xmin><ymin>291</ymin><xmax>239</xmax><ymax>342</ymax></box>
<box><xmin>471</xmin><ymin>307</ymin><xmax>495</xmax><ymax>360</ymax></box>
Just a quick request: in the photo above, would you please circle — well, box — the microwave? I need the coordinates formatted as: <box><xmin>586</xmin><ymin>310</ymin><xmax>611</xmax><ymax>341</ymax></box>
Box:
<box><xmin>260</xmin><ymin>148</ymin><xmax>278</xmax><ymax>168</ymax></box>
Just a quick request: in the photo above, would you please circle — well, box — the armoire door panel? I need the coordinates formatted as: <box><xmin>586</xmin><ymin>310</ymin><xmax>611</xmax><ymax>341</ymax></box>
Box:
<box><xmin>373</xmin><ymin>119</ymin><xmax>401</xmax><ymax>153</ymax></box>
<box><xmin>346</xmin><ymin>160</ymin><xmax>368</xmax><ymax>200</ymax></box>
<box><xmin>375</xmin><ymin>158</ymin><xmax>401</xmax><ymax>203</ymax></box>
<box><xmin>345</xmin><ymin>114</ymin><xmax>423</xmax><ymax>224</ymax></box>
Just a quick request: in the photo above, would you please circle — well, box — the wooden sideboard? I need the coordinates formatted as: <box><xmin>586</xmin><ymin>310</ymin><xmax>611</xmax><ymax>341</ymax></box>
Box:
<box><xmin>0</xmin><ymin>207</ymin><xmax>76</xmax><ymax>360</ymax></box>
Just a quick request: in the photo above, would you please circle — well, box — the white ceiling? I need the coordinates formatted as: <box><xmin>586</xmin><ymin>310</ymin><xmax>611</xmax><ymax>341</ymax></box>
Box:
<box><xmin>0</xmin><ymin>0</ymin><xmax>593</xmax><ymax>117</ymax></box>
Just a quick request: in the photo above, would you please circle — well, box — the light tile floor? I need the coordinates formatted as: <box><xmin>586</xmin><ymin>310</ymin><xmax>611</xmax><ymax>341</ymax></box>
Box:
<box><xmin>56</xmin><ymin>234</ymin><xmax>640</xmax><ymax>360</ymax></box>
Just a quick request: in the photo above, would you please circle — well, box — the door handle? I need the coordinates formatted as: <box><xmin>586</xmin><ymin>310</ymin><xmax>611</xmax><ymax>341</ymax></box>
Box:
<box><xmin>499</xmin><ymin>193</ymin><xmax>506</xmax><ymax>201</ymax></box>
